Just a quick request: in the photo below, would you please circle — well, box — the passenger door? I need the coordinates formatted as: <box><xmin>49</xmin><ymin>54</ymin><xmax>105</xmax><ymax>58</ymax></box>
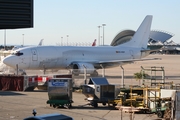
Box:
<box><xmin>31</xmin><ymin>49</ymin><xmax>38</xmax><ymax>61</ymax></box>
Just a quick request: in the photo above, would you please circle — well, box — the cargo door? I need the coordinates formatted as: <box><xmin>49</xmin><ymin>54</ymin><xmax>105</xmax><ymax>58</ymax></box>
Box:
<box><xmin>30</xmin><ymin>49</ymin><xmax>39</xmax><ymax>68</ymax></box>
<box><xmin>31</xmin><ymin>49</ymin><xmax>38</xmax><ymax>61</ymax></box>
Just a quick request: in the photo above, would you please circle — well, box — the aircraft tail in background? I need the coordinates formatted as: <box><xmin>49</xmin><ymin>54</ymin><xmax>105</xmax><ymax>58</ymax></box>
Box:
<box><xmin>38</xmin><ymin>39</ymin><xmax>44</xmax><ymax>46</ymax></box>
<box><xmin>119</xmin><ymin>15</ymin><xmax>152</xmax><ymax>49</ymax></box>
<box><xmin>92</xmin><ymin>39</ymin><xmax>96</xmax><ymax>46</ymax></box>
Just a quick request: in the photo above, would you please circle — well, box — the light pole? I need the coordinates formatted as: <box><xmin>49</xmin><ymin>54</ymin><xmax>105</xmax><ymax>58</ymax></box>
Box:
<box><xmin>22</xmin><ymin>34</ymin><xmax>24</xmax><ymax>46</ymax></box>
<box><xmin>97</xmin><ymin>26</ymin><xmax>101</xmax><ymax>46</ymax></box>
<box><xmin>67</xmin><ymin>35</ymin><xmax>69</xmax><ymax>46</ymax></box>
<box><xmin>102</xmin><ymin>24</ymin><xmax>106</xmax><ymax>46</ymax></box>
<box><xmin>61</xmin><ymin>37</ymin><xmax>63</xmax><ymax>46</ymax></box>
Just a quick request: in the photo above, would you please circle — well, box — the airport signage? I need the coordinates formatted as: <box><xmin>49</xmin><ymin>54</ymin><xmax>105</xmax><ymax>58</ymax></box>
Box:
<box><xmin>50</xmin><ymin>81</ymin><xmax>67</xmax><ymax>87</ymax></box>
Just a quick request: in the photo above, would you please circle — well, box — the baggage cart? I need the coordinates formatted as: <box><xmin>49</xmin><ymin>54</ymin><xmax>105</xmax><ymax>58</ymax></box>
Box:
<box><xmin>46</xmin><ymin>78</ymin><xmax>73</xmax><ymax>108</ymax></box>
<box><xmin>82</xmin><ymin>77</ymin><xmax>120</xmax><ymax>108</ymax></box>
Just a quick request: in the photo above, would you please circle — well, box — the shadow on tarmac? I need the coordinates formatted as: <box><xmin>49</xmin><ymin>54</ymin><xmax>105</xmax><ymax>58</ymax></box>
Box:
<box><xmin>0</xmin><ymin>91</ymin><xmax>26</xmax><ymax>96</ymax></box>
<box><xmin>47</xmin><ymin>104</ymin><xmax>118</xmax><ymax>111</ymax></box>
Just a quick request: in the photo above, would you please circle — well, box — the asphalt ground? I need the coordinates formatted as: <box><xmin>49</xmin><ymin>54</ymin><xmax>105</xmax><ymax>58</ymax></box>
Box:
<box><xmin>73</xmin><ymin>54</ymin><xmax>180</xmax><ymax>87</ymax></box>
<box><xmin>0</xmin><ymin>91</ymin><xmax>160</xmax><ymax>120</ymax></box>
<box><xmin>0</xmin><ymin>54</ymin><xmax>180</xmax><ymax>120</ymax></box>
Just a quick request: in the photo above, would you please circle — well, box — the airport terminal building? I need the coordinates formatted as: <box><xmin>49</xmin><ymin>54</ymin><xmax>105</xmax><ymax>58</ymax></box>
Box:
<box><xmin>111</xmin><ymin>30</ymin><xmax>180</xmax><ymax>54</ymax></box>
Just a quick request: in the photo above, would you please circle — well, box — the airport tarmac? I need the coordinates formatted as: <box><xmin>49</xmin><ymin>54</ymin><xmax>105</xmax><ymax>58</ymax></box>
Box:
<box><xmin>0</xmin><ymin>91</ymin><xmax>160</xmax><ymax>120</ymax></box>
<box><xmin>0</xmin><ymin>54</ymin><xmax>180</xmax><ymax>120</ymax></box>
<box><xmin>73</xmin><ymin>54</ymin><xmax>180</xmax><ymax>87</ymax></box>
<box><xmin>104</xmin><ymin>54</ymin><xmax>180</xmax><ymax>86</ymax></box>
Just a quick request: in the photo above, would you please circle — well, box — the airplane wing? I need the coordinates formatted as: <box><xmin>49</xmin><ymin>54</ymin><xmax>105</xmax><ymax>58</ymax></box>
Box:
<box><xmin>97</xmin><ymin>58</ymin><xmax>161</xmax><ymax>64</ymax></box>
<box><xmin>70</xmin><ymin>57</ymin><xmax>161</xmax><ymax>69</ymax></box>
<box><xmin>96</xmin><ymin>57</ymin><xmax>161</xmax><ymax>68</ymax></box>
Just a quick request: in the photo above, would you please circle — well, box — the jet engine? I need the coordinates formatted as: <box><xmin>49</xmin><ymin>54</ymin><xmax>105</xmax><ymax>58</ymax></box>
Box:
<box><xmin>72</xmin><ymin>63</ymin><xmax>95</xmax><ymax>75</ymax></box>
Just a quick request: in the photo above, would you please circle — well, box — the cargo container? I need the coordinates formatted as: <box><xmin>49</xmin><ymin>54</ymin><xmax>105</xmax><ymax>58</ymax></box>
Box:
<box><xmin>46</xmin><ymin>78</ymin><xmax>73</xmax><ymax>108</ymax></box>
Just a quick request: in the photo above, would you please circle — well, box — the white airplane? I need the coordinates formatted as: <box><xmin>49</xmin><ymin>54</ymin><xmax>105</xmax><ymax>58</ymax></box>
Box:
<box><xmin>3</xmin><ymin>15</ymin><xmax>157</xmax><ymax>75</ymax></box>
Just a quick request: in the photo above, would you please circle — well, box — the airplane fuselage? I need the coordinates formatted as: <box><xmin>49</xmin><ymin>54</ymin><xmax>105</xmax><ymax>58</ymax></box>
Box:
<box><xmin>4</xmin><ymin>45</ymin><xmax>142</xmax><ymax>70</ymax></box>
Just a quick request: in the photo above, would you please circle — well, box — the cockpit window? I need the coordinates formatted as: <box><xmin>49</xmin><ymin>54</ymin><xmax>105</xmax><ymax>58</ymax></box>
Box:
<box><xmin>12</xmin><ymin>51</ymin><xmax>23</xmax><ymax>56</ymax></box>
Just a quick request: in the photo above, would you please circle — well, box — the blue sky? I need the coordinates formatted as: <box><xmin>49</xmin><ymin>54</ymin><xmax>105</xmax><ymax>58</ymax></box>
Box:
<box><xmin>0</xmin><ymin>0</ymin><xmax>180</xmax><ymax>46</ymax></box>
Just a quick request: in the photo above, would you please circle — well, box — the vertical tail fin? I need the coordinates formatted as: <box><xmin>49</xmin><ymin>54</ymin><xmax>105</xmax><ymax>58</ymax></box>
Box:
<box><xmin>38</xmin><ymin>39</ymin><xmax>44</xmax><ymax>46</ymax></box>
<box><xmin>120</xmin><ymin>15</ymin><xmax>153</xmax><ymax>48</ymax></box>
<box><xmin>92</xmin><ymin>39</ymin><xmax>96</xmax><ymax>46</ymax></box>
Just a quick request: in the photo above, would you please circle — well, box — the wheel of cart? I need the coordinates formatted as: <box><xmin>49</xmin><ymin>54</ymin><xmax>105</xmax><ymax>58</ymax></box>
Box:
<box><xmin>50</xmin><ymin>104</ymin><xmax>52</xmax><ymax>107</ymax></box>
<box><xmin>47</xmin><ymin>100</ymin><xmax>73</xmax><ymax>109</ymax></box>
<box><xmin>157</xmin><ymin>111</ymin><xmax>164</xmax><ymax>118</ymax></box>
<box><xmin>93</xmin><ymin>102</ymin><xmax>98</xmax><ymax>108</ymax></box>
<box><xmin>90</xmin><ymin>101</ymin><xmax>98</xmax><ymax>108</ymax></box>
<box><xmin>66</xmin><ymin>103</ymin><xmax>72</xmax><ymax>108</ymax></box>
<box><xmin>53</xmin><ymin>104</ymin><xmax>57</xmax><ymax>108</ymax></box>
<box><xmin>102</xmin><ymin>102</ymin><xmax>106</xmax><ymax>106</ymax></box>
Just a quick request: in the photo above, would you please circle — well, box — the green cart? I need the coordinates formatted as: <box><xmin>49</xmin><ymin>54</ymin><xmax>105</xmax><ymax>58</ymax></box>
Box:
<box><xmin>46</xmin><ymin>78</ymin><xmax>73</xmax><ymax>108</ymax></box>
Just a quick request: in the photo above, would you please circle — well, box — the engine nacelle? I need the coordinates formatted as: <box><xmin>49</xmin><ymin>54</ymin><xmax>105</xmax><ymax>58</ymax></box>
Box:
<box><xmin>72</xmin><ymin>63</ymin><xmax>95</xmax><ymax>75</ymax></box>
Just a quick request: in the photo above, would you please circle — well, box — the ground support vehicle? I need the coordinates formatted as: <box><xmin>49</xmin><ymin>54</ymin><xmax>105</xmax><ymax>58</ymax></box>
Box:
<box><xmin>150</xmin><ymin>97</ymin><xmax>171</xmax><ymax>118</ymax></box>
<box><xmin>115</xmin><ymin>86</ymin><xmax>174</xmax><ymax>119</ymax></box>
<box><xmin>82</xmin><ymin>77</ymin><xmax>120</xmax><ymax>108</ymax></box>
<box><xmin>46</xmin><ymin>78</ymin><xmax>73</xmax><ymax>109</ymax></box>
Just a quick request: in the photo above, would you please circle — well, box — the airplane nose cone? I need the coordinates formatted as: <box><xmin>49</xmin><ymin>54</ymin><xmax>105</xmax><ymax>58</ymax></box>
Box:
<box><xmin>3</xmin><ymin>56</ymin><xmax>17</xmax><ymax>68</ymax></box>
